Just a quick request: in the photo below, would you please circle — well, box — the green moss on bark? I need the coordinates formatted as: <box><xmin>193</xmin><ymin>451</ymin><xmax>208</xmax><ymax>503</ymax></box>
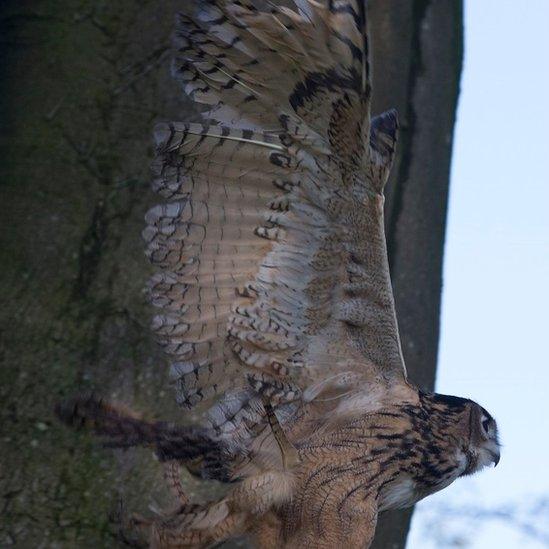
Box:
<box><xmin>0</xmin><ymin>1</ymin><xmax>184</xmax><ymax>545</ymax></box>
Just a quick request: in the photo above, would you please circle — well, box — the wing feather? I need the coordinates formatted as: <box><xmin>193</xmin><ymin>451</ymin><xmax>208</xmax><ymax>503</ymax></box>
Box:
<box><xmin>145</xmin><ymin>0</ymin><xmax>411</xmax><ymax>478</ymax></box>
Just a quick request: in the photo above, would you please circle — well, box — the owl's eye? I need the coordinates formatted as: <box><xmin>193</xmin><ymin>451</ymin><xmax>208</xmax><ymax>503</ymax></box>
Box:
<box><xmin>481</xmin><ymin>417</ymin><xmax>490</xmax><ymax>433</ymax></box>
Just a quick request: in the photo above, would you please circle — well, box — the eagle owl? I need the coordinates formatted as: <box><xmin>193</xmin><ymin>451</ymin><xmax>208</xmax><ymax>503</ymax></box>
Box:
<box><xmin>57</xmin><ymin>0</ymin><xmax>500</xmax><ymax>547</ymax></box>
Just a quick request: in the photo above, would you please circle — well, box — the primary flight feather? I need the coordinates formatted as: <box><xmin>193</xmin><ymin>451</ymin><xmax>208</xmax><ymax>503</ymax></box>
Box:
<box><xmin>57</xmin><ymin>1</ymin><xmax>500</xmax><ymax>547</ymax></box>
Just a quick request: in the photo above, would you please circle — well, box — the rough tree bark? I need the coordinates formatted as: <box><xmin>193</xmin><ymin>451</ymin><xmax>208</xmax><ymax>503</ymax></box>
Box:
<box><xmin>0</xmin><ymin>1</ymin><xmax>462</xmax><ymax>547</ymax></box>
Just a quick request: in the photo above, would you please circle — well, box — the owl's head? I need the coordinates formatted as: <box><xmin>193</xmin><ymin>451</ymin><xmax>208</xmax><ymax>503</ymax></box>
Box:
<box><xmin>427</xmin><ymin>392</ymin><xmax>500</xmax><ymax>476</ymax></box>
<box><xmin>462</xmin><ymin>401</ymin><xmax>500</xmax><ymax>475</ymax></box>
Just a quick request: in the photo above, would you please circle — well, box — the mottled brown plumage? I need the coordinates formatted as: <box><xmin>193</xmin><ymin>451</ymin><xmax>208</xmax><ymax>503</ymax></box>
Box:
<box><xmin>57</xmin><ymin>1</ymin><xmax>500</xmax><ymax>547</ymax></box>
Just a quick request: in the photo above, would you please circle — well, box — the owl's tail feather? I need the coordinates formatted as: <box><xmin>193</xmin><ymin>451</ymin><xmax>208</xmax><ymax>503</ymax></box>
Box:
<box><xmin>55</xmin><ymin>395</ymin><xmax>230</xmax><ymax>478</ymax></box>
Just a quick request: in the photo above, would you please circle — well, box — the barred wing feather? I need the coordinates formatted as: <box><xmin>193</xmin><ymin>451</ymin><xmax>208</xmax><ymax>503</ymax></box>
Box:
<box><xmin>144</xmin><ymin>0</ymin><xmax>408</xmax><ymax>474</ymax></box>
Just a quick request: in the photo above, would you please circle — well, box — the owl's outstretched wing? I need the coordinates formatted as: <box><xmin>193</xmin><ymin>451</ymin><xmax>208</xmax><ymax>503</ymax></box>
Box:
<box><xmin>144</xmin><ymin>0</ymin><xmax>411</xmax><ymax>475</ymax></box>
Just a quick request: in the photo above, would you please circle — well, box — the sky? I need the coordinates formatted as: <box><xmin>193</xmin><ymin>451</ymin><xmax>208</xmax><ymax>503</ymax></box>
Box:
<box><xmin>407</xmin><ymin>0</ymin><xmax>549</xmax><ymax>548</ymax></box>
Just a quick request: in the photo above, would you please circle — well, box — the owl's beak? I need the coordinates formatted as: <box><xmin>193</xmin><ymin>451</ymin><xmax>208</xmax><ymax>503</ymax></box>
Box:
<box><xmin>490</xmin><ymin>449</ymin><xmax>500</xmax><ymax>467</ymax></box>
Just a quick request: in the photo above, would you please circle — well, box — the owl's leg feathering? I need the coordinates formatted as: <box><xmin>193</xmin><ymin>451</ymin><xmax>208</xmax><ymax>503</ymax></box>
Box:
<box><xmin>149</xmin><ymin>469</ymin><xmax>295</xmax><ymax>548</ymax></box>
<box><xmin>163</xmin><ymin>461</ymin><xmax>190</xmax><ymax>506</ymax></box>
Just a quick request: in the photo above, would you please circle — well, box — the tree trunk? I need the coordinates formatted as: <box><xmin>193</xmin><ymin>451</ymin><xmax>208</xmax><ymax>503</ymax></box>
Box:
<box><xmin>0</xmin><ymin>1</ymin><xmax>462</xmax><ymax>547</ymax></box>
<box><xmin>369</xmin><ymin>1</ymin><xmax>463</xmax><ymax>547</ymax></box>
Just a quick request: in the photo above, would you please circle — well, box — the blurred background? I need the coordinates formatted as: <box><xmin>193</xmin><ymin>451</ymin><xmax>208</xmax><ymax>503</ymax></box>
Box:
<box><xmin>0</xmin><ymin>0</ymin><xmax>546</xmax><ymax>547</ymax></box>
<box><xmin>409</xmin><ymin>0</ymin><xmax>549</xmax><ymax>547</ymax></box>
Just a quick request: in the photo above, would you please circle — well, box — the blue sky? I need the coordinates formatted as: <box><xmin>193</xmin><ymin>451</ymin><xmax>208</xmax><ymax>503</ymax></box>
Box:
<box><xmin>408</xmin><ymin>0</ymin><xmax>549</xmax><ymax>547</ymax></box>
